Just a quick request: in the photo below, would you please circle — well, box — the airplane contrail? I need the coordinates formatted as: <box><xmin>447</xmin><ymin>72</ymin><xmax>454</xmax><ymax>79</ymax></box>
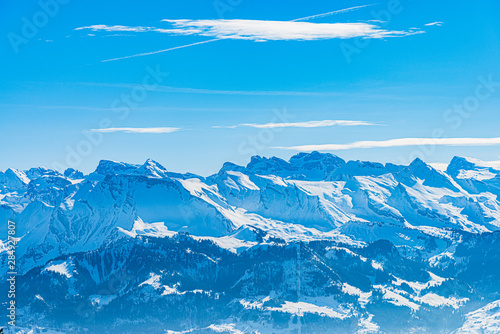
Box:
<box><xmin>102</xmin><ymin>38</ymin><xmax>219</xmax><ymax>62</ymax></box>
<box><xmin>292</xmin><ymin>4</ymin><xmax>375</xmax><ymax>22</ymax></box>
<box><xmin>101</xmin><ymin>4</ymin><xmax>373</xmax><ymax>62</ymax></box>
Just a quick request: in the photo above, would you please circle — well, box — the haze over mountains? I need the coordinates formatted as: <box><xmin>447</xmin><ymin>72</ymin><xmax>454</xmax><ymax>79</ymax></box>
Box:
<box><xmin>2</xmin><ymin>152</ymin><xmax>500</xmax><ymax>333</ymax></box>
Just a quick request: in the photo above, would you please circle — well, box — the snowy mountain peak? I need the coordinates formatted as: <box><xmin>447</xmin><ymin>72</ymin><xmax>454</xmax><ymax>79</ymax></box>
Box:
<box><xmin>447</xmin><ymin>156</ymin><xmax>478</xmax><ymax>177</ymax></box>
<box><xmin>25</xmin><ymin>166</ymin><xmax>61</xmax><ymax>180</ymax></box>
<box><xmin>219</xmin><ymin>161</ymin><xmax>246</xmax><ymax>174</ymax></box>
<box><xmin>247</xmin><ymin>155</ymin><xmax>291</xmax><ymax>172</ymax></box>
<box><xmin>135</xmin><ymin>159</ymin><xmax>169</xmax><ymax>178</ymax></box>
<box><xmin>447</xmin><ymin>156</ymin><xmax>500</xmax><ymax>177</ymax></box>
<box><xmin>406</xmin><ymin>157</ymin><xmax>438</xmax><ymax>176</ymax></box>
<box><xmin>289</xmin><ymin>151</ymin><xmax>346</xmax><ymax>179</ymax></box>
<box><xmin>95</xmin><ymin>160</ymin><xmax>139</xmax><ymax>175</ymax></box>
<box><xmin>0</xmin><ymin>168</ymin><xmax>30</xmax><ymax>189</ymax></box>
<box><xmin>395</xmin><ymin>157</ymin><xmax>459</xmax><ymax>191</ymax></box>
<box><xmin>63</xmin><ymin>167</ymin><xmax>84</xmax><ymax>179</ymax></box>
<box><xmin>233</xmin><ymin>152</ymin><xmax>348</xmax><ymax>180</ymax></box>
<box><xmin>289</xmin><ymin>151</ymin><xmax>345</xmax><ymax>165</ymax></box>
<box><xmin>328</xmin><ymin>160</ymin><xmax>388</xmax><ymax>181</ymax></box>
<box><xmin>409</xmin><ymin>157</ymin><xmax>427</xmax><ymax>168</ymax></box>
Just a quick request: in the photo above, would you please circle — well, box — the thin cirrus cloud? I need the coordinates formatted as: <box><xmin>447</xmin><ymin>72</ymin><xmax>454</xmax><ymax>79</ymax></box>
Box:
<box><xmin>424</xmin><ymin>21</ymin><xmax>444</xmax><ymax>27</ymax></box>
<box><xmin>75</xmin><ymin>5</ymin><xmax>428</xmax><ymax>62</ymax></box>
<box><xmin>78</xmin><ymin>20</ymin><xmax>423</xmax><ymax>42</ymax></box>
<box><xmin>75</xmin><ymin>24</ymin><xmax>202</xmax><ymax>35</ymax></box>
<box><xmin>89</xmin><ymin>127</ymin><xmax>180</xmax><ymax>134</ymax></box>
<box><xmin>160</xmin><ymin>19</ymin><xmax>423</xmax><ymax>41</ymax></box>
<box><xmin>214</xmin><ymin>120</ymin><xmax>378</xmax><ymax>129</ymax></box>
<box><xmin>75</xmin><ymin>5</ymin><xmax>374</xmax><ymax>38</ymax></box>
<box><xmin>273</xmin><ymin>137</ymin><xmax>500</xmax><ymax>151</ymax></box>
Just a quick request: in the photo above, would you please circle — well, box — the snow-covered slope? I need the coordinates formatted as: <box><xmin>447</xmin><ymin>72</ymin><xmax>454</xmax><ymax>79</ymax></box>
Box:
<box><xmin>453</xmin><ymin>300</ymin><xmax>500</xmax><ymax>334</ymax></box>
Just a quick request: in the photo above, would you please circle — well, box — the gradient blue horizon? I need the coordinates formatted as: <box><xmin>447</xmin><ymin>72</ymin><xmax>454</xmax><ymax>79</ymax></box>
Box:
<box><xmin>1</xmin><ymin>0</ymin><xmax>499</xmax><ymax>175</ymax></box>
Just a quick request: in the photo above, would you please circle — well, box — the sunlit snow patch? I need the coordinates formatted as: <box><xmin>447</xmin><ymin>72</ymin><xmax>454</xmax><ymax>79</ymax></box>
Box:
<box><xmin>42</xmin><ymin>258</ymin><xmax>75</xmax><ymax>278</ymax></box>
<box><xmin>118</xmin><ymin>218</ymin><xmax>176</xmax><ymax>238</ymax></box>
<box><xmin>267</xmin><ymin>301</ymin><xmax>349</xmax><ymax>319</ymax></box>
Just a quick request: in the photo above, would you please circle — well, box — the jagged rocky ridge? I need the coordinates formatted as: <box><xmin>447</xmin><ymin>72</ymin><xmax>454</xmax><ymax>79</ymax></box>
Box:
<box><xmin>2</xmin><ymin>153</ymin><xmax>500</xmax><ymax>333</ymax></box>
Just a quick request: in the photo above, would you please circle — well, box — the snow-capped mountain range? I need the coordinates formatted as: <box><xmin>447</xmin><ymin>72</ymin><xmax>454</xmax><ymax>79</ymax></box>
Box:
<box><xmin>2</xmin><ymin>152</ymin><xmax>500</xmax><ymax>333</ymax></box>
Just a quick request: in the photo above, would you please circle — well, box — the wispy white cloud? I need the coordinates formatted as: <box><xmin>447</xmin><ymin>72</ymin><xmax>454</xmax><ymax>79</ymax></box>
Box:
<box><xmin>215</xmin><ymin>120</ymin><xmax>378</xmax><ymax>129</ymax></box>
<box><xmin>425</xmin><ymin>21</ymin><xmax>444</xmax><ymax>27</ymax></box>
<box><xmin>89</xmin><ymin>127</ymin><xmax>180</xmax><ymax>134</ymax></box>
<box><xmin>79</xmin><ymin>4</ymin><xmax>375</xmax><ymax>36</ymax></box>
<box><xmin>75</xmin><ymin>5</ymin><xmax>424</xmax><ymax>62</ymax></box>
<box><xmin>164</xmin><ymin>19</ymin><xmax>422</xmax><ymax>41</ymax></box>
<box><xmin>273</xmin><ymin>137</ymin><xmax>500</xmax><ymax>151</ymax></box>
<box><xmin>77</xmin><ymin>20</ymin><xmax>422</xmax><ymax>42</ymax></box>
<box><xmin>75</xmin><ymin>24</ymin><xmax>195</xmax><ymax>34</ymax></box>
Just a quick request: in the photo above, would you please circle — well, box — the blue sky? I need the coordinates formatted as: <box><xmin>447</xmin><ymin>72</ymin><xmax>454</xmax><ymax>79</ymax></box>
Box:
<box><xmin>1</xmin><ymin>0</ymin><xmax>500</xmax><ymax>175</ymax></box>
